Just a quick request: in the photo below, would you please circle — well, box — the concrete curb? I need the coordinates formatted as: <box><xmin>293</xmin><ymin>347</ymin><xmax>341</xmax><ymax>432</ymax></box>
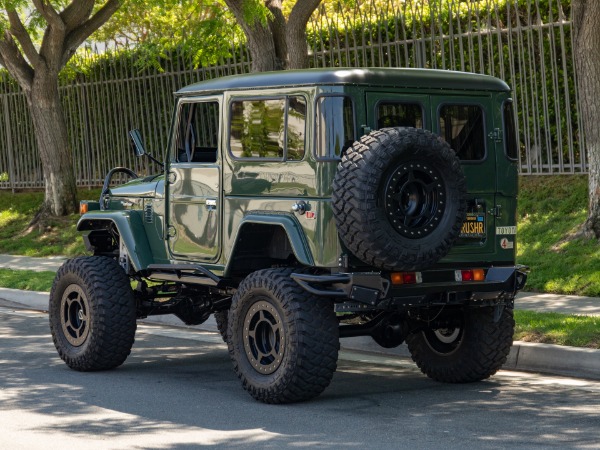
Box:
<box><xmin>1</xmin><ymin>287</ymin><xmax>599</xmax><ymax>381</ymax></box>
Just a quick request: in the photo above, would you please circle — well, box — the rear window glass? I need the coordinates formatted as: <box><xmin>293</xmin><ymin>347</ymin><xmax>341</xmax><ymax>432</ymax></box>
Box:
<box><xmin>377</xmin><ymin>102</ymin><xmax>423</xmax><ymax>129</ymax></box>
<box><xmin>315</xmin><ymin>96</ymin><xmax>354</xmax><ymax>159</ymax></box>
<box><xmin>439</xmin><ymin>105</ymin><xmax>485</xmax><ymax>161</ymax></box>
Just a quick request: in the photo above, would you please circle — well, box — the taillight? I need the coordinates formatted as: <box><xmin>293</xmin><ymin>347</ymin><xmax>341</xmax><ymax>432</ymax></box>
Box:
<box><xmin>391</xmin><ymin>272</ymin><xmax>422</xmax><ymax>285</ymax></box>
<box><xmin>455</xmin><ymin>269</ymin><xmax>485</xmax><ymax>282</ymax></box>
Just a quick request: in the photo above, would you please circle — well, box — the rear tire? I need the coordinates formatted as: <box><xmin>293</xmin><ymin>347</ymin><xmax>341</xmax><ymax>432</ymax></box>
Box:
<box><xmin>49</xmin><ymin>256</ymin><xmax>137</xmax><ymax>371</ymax></box>
<box><xmin>406</xmin><ymin>306</ymin><xmax>514</xmax><ymax>383</ymax></box>
<box><xmin>227</xmin><ymin>268</ymin><xmax>339</xmax><ymax>403</ymax></box>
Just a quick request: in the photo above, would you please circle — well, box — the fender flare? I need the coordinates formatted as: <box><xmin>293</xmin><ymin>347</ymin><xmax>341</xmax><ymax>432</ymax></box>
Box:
<box><xmin>77</xmin><ymin>211</ymin><xmax>155</xmax><ymax>272</ymax></box>
<box><xmin>224</xmin><ymin>213</ymin><xmax>314</xmax><ymax>276</ymax></box>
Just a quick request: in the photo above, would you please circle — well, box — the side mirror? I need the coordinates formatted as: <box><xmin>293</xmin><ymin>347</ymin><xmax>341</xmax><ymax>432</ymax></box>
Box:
<box><xmin>128</xmin><ymin>129</ymin><xmax>164</xmax><ymax>168</ymax></box>
<box><xmin>129</xmin><ymin>129</ymin><xmax>146</xmax><ymax>157</ymax></box>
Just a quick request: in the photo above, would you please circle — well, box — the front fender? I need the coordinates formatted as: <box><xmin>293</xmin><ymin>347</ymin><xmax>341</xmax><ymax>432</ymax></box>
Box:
<box><xmin>77</xmin><ymin>211</ymin><xmax>155</xmax><ymax>272</ymax></box>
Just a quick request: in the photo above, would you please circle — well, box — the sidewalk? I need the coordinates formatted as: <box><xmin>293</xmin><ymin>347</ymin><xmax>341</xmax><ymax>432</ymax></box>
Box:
<box><xmin>0</xmin><ymin>254</ymin><xmax>599</xmax><ymax>380</ymax></box>
<box><xmin>0</xmin><ymin>254</ymin><xmax>66</xmax><ymax>272</ymax></box>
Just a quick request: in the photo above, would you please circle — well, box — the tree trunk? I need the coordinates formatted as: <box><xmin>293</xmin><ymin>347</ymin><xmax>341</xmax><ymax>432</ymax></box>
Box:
<box><xmin>573</xmin><ymin>1</ymin><xmax>600</xmax><ymax>237</ymax></box>
<box><xmin>246</xmin><ymin>24</ymin><xmax>278</xmax><ymax>72</ymax></box>
<box><xmin>286</xmin><ymin>23</ymin><xmax>311</xmax><ymax>69</ymax></box>
<box><xmin>26</xmin><ymin>73</ymin><xmax>78</xmax><ymax>216</ymax></box>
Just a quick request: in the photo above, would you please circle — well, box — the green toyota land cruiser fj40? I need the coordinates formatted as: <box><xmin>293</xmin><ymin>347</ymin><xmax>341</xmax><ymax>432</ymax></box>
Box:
<box><xmin>49</xmin><ymin>68</ymin><xmax>527</xmax><ymax>404</ymax></box>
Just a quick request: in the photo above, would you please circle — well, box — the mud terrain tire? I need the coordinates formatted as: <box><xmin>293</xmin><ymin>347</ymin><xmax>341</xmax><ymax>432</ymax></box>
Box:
<box><xmin>49</xmin><ymin>256</ymin><xmax>137</xmax><ymax>371</ymax></box>
<box><xmin>332</xmin><ymin>127</ymin><xmax>467</xmax><ymax>270</ymax></box>
<box><xmin>227</xmin><ymin>268</ymin><xmax>339</xmax><ymax>403</ymax></box>
<box><xmin>405</xmin><ymin>306</ymin><xmax>515</xmax><ymax>383</ymax></box>
<box><xmin>214</xmin><ymin>310</ymin><xmax>229</xmax><ymax>343</ymax></box>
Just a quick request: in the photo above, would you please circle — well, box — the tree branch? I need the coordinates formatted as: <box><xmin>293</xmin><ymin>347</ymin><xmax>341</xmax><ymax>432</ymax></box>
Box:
<box><xmin>61</xmin><ymin>0</ymin><xmax>95</xmax><ymax>30</ymax></box>
<box><xmin>287</xmin><ymin>0</ymin><xmax>322</xmax><ymax>32</ymax></box>
<box><xmin>0</xmin><ymin>30</ymin><xmax>35</xmax><ymax>89</ymax></box>
<box><xmin>222</xmin><ymin>0</ymin><xmax>248</xmax><ymax>30</ymax></box>
<box><xmin>265</xmin><ymin>0</ymin><xmax>287</xmax><ymax>69</ymax></box>
<box><xmin>286</xmin><ymin>0</ymin><xmax>322</xmax><ymax>69</ymax></box>
<box><xmin>31</xmin><ymin>0</ymin><xmax>65</xmax><ymax>31</ymax></box>
<box><xmin>61</xmin><ymin>0</ymin><xmax>122</xmax><ymax>67</ymax></box>
<box><xmin>7</xmin><ymin>10</ymin><xmax>43</xmax><ymax>69</ymax></box>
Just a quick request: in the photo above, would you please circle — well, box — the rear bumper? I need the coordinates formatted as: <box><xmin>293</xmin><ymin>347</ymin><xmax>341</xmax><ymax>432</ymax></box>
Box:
<box><xmin>291</xmin><ymin>265</ymin><xmax>528</xmax><ymax>305</ymax></box>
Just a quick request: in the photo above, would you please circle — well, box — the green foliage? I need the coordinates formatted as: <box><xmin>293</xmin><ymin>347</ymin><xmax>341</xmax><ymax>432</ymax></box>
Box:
<box><xmin>91</xmin><ymin>0</ymin><xmax>242</xmax><ymax>70</ymax></box>
<box><xmin>514</xmin><ymin>310</ymin><xmax>600</xmax><ymax>348</ymax></box>
<box><xmin>516</xmin><ymin>175</ymin><xmax>600</xmax><ymax>296</ymax></box>
<box><xmin>0</xmin><ymin>268</ymin><xmax>55</xmax><ymax>291</ymax></box>
<box><xmin>241</xmin><ymin>0</ymin><xmax>272</xmax><ymax>28</ymax></box>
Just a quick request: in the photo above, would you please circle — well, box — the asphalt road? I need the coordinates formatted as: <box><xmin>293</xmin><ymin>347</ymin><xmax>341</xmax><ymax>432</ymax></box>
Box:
<box><xmin>2</xmin><ymin>306</ymin><xmax>600</xmax><ymax>450</ymax></box>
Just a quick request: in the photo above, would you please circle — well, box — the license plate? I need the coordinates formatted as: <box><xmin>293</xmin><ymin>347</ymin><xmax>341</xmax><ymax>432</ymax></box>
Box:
<box><xmin>460</xmin><ymin>212</ymin><xmax>486</xmax><ymax>238</ymax></box>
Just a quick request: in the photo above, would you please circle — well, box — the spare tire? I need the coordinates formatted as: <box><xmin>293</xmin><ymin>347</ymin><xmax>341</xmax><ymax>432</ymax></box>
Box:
<box><xmin>332</xmin><ymin>127</ymin><xmax>467</xmax><ymax>271</ymax></box>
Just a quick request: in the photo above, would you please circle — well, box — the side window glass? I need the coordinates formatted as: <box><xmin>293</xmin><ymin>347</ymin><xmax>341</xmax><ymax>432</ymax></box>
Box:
<box><xmin>287</xmin><ymin>96</ymin><xmax>307</xmax><ymax>161</ymax></box>
<box><xmin>503</xmin><ymin>101</ymin><xmax>518</xmax><ymax>160</ymax></box>
<box><xmin>377</xmin><ymin>102</ymin><xmax>423</xmax><ymax>129</ymax></box>
<box><xmin>439</xmin><ymin>105</ymin><xmax>485</xmax><ymax>161</ymax></box>
<box><xmin>176</xmin><ymin>101</ymin><xmax>219</xmax><ymax>163</ymax></box>
<box><xmin>229</xmin><ymin>97</ymin><xmax>306</xmax><ymax>160</ymax></box>
<box><xmin>230</xmin><ymin>99</ymin><xmax>285</xmax><ymax>159</ymax></box>
<box><xmin>315</xmin><ymin>96</ymin><xmax>355</xmax><ymax>159</ymax></box>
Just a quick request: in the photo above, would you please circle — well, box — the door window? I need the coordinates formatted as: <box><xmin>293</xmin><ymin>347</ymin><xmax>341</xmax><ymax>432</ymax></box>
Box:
<box><xmin>176</xmin><ymin>101</ymin><xmax>219</xmax><ymax>163</ymax></box>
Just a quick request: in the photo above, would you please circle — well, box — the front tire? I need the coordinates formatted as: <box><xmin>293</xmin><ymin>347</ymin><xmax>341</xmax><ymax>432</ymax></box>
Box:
<box><xmin>227</xmin><ymin>268</ymin><xmax>339</xmax><ymax>403</ymax></box>
<box><xmin>214</xmin><ymin>310</ymin><xmax>229</xmax><ymax>343</ymax></box>
<box><xmin>49</xmin><ymin>256</ymin><xmax>137</xmax><ymax>371</ymax></box>
<box><xmin>406</xmin><ymin>306</ymin><xmax>514</xmax><ymax>383</ymax></box>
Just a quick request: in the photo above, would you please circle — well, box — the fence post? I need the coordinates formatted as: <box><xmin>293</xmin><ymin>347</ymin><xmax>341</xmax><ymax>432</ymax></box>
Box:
<box><xmin>2</xmin><ymin>95</ymin><xmax>16</xmax><ymax>193</ymax></box>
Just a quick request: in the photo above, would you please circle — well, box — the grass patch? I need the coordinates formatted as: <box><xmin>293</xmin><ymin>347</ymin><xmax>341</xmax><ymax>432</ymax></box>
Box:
<box><xmin>0</xmin><ymin>269</ymin><xmax>55</xmax><ymax>291</ymax></box>
<box><xmin>0</xmin><ymin>189</ymin><xmax>101</xmax><ymax>257</ymax></box>
<box><xmin>517</xmin><ymin>175</ymin><xmax>600</xmax><ymax>296</ymax></box>
<box><xmin>514</xmin><ymin>310</ymin><xmax>600</xmax><ymax>348</ymax></box>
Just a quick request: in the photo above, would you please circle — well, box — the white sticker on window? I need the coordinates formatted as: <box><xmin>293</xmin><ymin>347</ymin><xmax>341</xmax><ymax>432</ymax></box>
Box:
<box><xmin>500</xmin><ymin>238</ymin><xmax>514</xmax><ymax>249</ymax></box>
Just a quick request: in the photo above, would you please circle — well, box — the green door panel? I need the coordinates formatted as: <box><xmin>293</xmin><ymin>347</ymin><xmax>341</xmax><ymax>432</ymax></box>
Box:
<box><xmin>167</xmin><ymin>164</ymin><xmax>221</xmax><ymax>261</ymax></box>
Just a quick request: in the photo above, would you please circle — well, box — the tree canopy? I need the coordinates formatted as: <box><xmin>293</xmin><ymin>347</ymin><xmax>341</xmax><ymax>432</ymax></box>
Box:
<box><xmin>93</xmin><ymin>0</ymin><xmax>241</xmax><ymax>68</ymax></box>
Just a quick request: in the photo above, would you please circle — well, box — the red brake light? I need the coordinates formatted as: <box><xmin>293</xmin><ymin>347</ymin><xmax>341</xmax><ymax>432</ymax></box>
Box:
<box><xmin>391</xmin><ymin>272</ymin><xmax>422</xmax><ymax>285</ymax></box>
<box><xmin>456</xmin><ymin>269</ymin><xmax>485</xmax><ymax>282</ymax></box>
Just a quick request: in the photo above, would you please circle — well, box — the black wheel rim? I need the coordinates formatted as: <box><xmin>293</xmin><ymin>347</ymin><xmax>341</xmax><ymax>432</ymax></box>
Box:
<box><xmin>382</xmin><ymin>161</ymin><xmax>445</xmax><ymax>238</ymax></box>
<box><xmin>423</xmin><ymin>327</ymin><xmax>463</xmax><ymax>355</ymax></box>
<box><xmin>243</xmin><ymin>300</ymin><xmax>284</xmax><ymax>375</ymax></box>
<box><xmin>60</xmin><ymin>284</ymin><xmax>91</xmax><ymax>347</ymax></box>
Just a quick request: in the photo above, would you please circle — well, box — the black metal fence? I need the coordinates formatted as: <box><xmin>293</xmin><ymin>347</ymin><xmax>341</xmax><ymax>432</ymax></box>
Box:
<box><xmin>0</xmin><ymin>0</ymin><xmax>579</xmax><ymax>190</ymax></box>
